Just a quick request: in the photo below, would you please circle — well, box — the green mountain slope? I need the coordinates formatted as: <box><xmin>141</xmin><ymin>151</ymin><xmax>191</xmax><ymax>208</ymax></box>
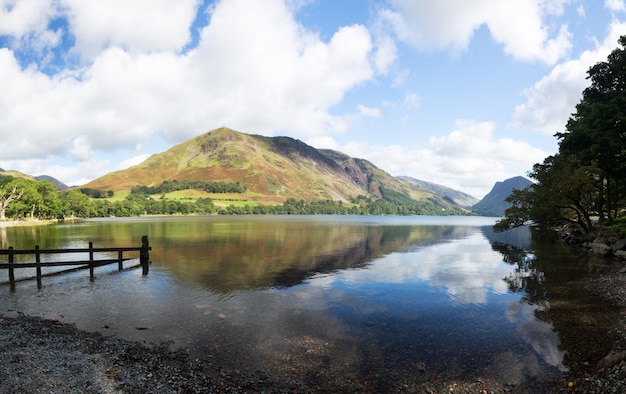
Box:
<box><xmin>83</xmin><ymin>127</ymin><xmax>470</xmax><ymax>212</ymax></box>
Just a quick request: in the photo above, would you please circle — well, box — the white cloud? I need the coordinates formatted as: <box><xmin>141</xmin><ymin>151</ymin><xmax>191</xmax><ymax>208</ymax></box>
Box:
<box><xmin>380</xmin><ymin>0</ymin><xmax>572</xmax><ymax>64</ymax></box>
<box><xmin>0</xmin><ymin>0</ymin><xmax>58</xmax><ymax>41</ymax></box>
<box><xmin>402</xmin><ymin>91</ymin><xmax>420</xmax><ymax>108</ymax></box>
<box><xmin>512</xmin><ymin>21</ymin><xmax>626</xmax><ymax>134</ymax></box>
<box><xmin>70</xmin><ymin>135</ymin><xmax>93</xmax><ymax>161</ymax></box>
<box><xmin>605</xmin><ymin>0</ymin><xmax>626</xmax><ymax>12</ymax></box>
<box><xmin>342</xmin><ymin>120</ymin><xmax>547</xmax><ymax>198</ymax></box>
<box><xmin>373</xmin><ymin>34</ymin><xmax>396</xmax><ymax>73</ymax></box>
<box><xmin>61</xmin><ymin>0</ymin><xmax>200</xmax><ymax>59</ymax></box>
<box><xmin>357</xmin><ymin>104</ymin><xmax>381</xmax><ymax>118</ymax></box>
<box><xmin>180</xmin><ymin>0</ymin><xmax>375</xmax><ymax>137</ymax></box>
<box><xmin>0</xmin><ymin>156</ymin><xmax>111</xmax><ymax>186</ymax></box>
<box><xmin>119</xmin><ymin>154</ymin><xmax>150</xmax><ymax>170</ymax></box>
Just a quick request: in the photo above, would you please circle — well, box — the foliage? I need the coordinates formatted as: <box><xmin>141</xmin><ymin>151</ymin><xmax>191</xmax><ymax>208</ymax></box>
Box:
<box><xmin>130</xmin><ymin>180</ymin><xmax>246</xmax><ymax>195</ymax></box>
<box><xmin>1</xmin><ymin>176</ymin><xmax>64</xmax><ymax>220</ymax></box>
<box><xmin>79</xmin><ymin>188</ymin><xmax>114</xmax><ymax>198</ymax></box>
<box><xmin>496</xmin><ymin>36</ymin><xmax>626</xmax><ymax>232</ymax></box>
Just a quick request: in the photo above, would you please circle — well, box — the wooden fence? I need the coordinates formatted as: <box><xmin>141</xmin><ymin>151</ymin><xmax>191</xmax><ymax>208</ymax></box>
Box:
<box><xmin>0</xmin><ymin>235</ymin><xmax>151</xmax><ymax>290</ymax></box>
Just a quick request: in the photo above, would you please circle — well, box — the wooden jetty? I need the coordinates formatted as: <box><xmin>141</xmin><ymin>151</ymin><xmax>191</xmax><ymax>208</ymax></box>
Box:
<box><xmin>0</xmin><ymin>236</ymin><xmax>151</xmax><ymax>290</ymax></box>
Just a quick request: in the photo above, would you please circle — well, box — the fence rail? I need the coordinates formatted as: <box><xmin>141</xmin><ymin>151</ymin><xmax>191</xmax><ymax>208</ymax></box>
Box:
<box><xmin>0</xmin><ymin>235</ymin><xmax>151</xmax><ymax>290</ymax></box>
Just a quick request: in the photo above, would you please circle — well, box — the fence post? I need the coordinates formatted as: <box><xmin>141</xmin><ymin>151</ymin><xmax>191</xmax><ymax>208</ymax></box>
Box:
<box><xmin>35</xmin><ymin>245</ymin><xmax>42</xmax><ymax>290</ymax></box>
<box><xmin>89</xmin><ymin>241</ymin><xmax>94</xmax><ymax>281</ymax></box>
<box><xmin>118</xmin><ymin>250</ymin><xmax>123</xmax><ymax>271</ymax></box>
<box><xmin>8</xmin><ymin>246</ymin><xmax>15</xmax><ymax>291</ymax></box>
<box><xmin>140</xmin><ymin>236</ymin><xmax>150</xmax><ymax>275</ymax></box>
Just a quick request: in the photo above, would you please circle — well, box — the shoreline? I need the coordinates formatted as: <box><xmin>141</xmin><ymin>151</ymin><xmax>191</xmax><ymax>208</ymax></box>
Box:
<box><xmin>0</xmin><ymin>219</ymin><xmax>57</xmax><ymax>228</ymax></box>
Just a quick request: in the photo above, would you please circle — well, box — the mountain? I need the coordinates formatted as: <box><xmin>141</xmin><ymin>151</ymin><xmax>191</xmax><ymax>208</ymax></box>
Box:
<box><xmin>471</xmin><ymin>176</ymin><xmax>533</xmax><ymax>217</ymax></box>
<box><xmin>396</xmin><ymin>176</ymin><xmax>479</xmax><ymax>207</ymax></box>
<box><xmin>34</xmin><ymin>175</ymin><xmax>70</xmax><ymax>190</ymax></box>
<box><xmin>82</xmin><ymin>127</ymin><xmax>471</xmax><ymax>212</ymax></box>
<box><xmin>0</xmin><ymin>169</ymin><xmax>70</xmax><ymax>190</ymax></box>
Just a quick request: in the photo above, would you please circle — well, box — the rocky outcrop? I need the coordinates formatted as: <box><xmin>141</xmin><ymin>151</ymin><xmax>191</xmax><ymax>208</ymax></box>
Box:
<box><xmin>582</xmin><ymin>227</ymin><xmax>626</xmax><ymax>260</ymax></box>
<box><xmin>554</xmin><ymin>223</ymin><xmax>626</xmax><ymax>260</ymax></box>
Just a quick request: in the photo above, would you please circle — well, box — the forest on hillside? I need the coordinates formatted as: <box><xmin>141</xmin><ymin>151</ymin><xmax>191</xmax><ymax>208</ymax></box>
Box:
<box><xmin>0</xmin><ymin>176</ymin><xmax>463</xmax><ymax>220</ymax></box>
<box><xmin>496</xmin><ymin>36</ymin><xmax>626</xmax><ymax>233</ymax></box>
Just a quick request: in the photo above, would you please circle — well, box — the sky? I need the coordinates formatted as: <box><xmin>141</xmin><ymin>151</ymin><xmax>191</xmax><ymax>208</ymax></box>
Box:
<box><xmin>1</xmin><ymin>0</ymin><xmax>626</xmax><ymax>199</ymax></box>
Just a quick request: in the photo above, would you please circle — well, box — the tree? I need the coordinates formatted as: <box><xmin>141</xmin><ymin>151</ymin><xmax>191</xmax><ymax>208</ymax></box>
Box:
<box><xmin>497</xmin><ymin>36</ymin><xmax>626</xmax><ymax>232</ymax></box>
<box><xmin>62</xmin><ymin>190</ymin><xmax>95</xmax><ymax>218</ymax></box>
<box><xmin>558</xmin><ymin>35</ymin><xmax>626</xmax><ymax>221</ymax></box>
<box><xmin>6</xmin><ymin>178</ymin><xmax>39</xmax><ymax>219</ymax></box>
<box><xmin>35</xmin><ymin>180</ymin><xmax>63</xmax><ymax>219</ymax></box>
<box><xmin>0</xmin><ymin>179</ymin><xmax>24</xmax><ymax>220</ymax></box>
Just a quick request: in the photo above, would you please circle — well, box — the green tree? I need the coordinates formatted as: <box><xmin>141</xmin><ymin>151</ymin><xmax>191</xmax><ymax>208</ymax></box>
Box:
<box><xmin>558</xmin><ymin>35</ymin><xmax>626</xmax><ymax>221</ymax></box>
<box><xmin>0</xmin><ymin>177</ymin><xmax>24</xmax><ymax>220</ymax></box>
<box><xmin>496</xmin><ymin>155</ymin><xmax>597</xmax><ymax>232</ymax></box>
<box><xmin>7</xmin><ymin>178</ymin><xmax>40</xmax><ymax>219</ymax></box>
<box><xmin>62</xmin><ymin>190</ymin><xmax>95</xmax><ymax>218</ymax></box>
<box><xmin>35</xmin><ymin>180</ymin><xmax>63</xmax><ymax>219</ymax></box>
<box><xmin>497</xmin><ymin>36</ymin><xmax>626</xmax><ymax>232</ymax></box>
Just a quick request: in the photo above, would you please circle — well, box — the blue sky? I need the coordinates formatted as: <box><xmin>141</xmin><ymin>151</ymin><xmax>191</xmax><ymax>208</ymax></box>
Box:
<box><xmin>1</xmin><ymin>0</ymin><xmax>625</xmax><ymax>198</ymax></box>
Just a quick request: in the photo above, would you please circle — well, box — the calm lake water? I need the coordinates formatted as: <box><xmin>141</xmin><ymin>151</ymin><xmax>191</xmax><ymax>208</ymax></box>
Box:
<box><xmin>0</xmin><ymin>215</ymin><xmax>618</xmax><ymax>388</ymax></box>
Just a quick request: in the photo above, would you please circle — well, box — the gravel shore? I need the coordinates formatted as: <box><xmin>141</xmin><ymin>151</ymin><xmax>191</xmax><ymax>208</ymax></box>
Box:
<box><xmin>0</xmin><ymin>313</ymin><xmax>310</xmax><ymax>394</ymax></box>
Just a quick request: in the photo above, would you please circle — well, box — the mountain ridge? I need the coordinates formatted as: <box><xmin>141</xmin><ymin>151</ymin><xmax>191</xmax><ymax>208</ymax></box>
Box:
<box><xmin>396</xmin><ymin>176</ymin><xmax>479</xmax><ymax>207</ymax></box>
<box><xmin>471</xmin><ymin>176</ymin><xmax>533</xmax><ymax>217</ymax></box>
<box><xmin>82</xmin><ymin>127</ymin><xmax>473</xmax><ymax>213</ymax></box>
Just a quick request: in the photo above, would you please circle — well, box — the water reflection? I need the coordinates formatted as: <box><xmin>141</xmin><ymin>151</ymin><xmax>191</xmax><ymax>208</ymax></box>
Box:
<box><xmin>0</xmin><ymin>216</ymin><xmax>617</xmax><ymax>388</ymax></box>
<box><xmin>505</xmin><ymin>302</ymin><xmax>567</xmax><ymax>371</ymax></box>
<box><xmin>492</xmin><ymin>225</ymin><xmax>620</xmax><ymax>376</ymax></box>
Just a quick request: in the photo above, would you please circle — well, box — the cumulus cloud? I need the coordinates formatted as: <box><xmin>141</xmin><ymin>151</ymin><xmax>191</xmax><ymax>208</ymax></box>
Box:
<box><xmin>0</xmin><ymin>0</ymin><xmax>58</xmax><ymax>44</ymax></box>
<box><xmin>0</xmin><ymin>0</ymin><xmax>381</xmax><ymax>183</ymax></box>
<box><xmin>188</xmin><ymin>0</ymin><xmax>374</xmax><ymax>137</ymax></box>
<box><xmin>61</xmin><ymin>0</ymin><xmax>200</xmax><ymax>59</ymax></box>
<box><xmin>373</xmin><ymin>34</ymin><xmax>396</xmax><ymax>73</ymax></box>
<box><xmin>380</xmin><ymin>0</ymin><xmax>572</xmax><ymax>64</ymax></box>
<box><xmin>341</xmin><ymin>120</ymin><xmax>547</xmax><ymax>198</ymax></box>
<box><xmin>70</xmin><ymin>135</ymin><xmax>94</xmax><ymax>161</ymax></box>
<box><xmin>605</xmin><ymin>0</ymin><xmax>626</xmax><ymax>12</ymax></box>
<box><xmin>512</xmin><ymin>21</ymin><xmax>626</xmax><ymax>134</ymax></box>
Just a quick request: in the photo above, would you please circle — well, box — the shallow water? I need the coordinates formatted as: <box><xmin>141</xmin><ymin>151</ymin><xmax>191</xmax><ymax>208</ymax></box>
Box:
<box><xmin>0</xmin><ymin>216</ymin><xmax>617</xmax><ymax>387</ymax></box>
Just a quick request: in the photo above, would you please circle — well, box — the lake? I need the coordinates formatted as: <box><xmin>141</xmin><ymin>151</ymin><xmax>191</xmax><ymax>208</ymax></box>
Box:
<box><xmin>0</xmin><ymin>215</ymin><xmax>618</xmax><ymax>389</ymax></box>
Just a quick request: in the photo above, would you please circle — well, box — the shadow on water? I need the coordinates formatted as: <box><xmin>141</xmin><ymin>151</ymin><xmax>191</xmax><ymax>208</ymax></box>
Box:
<box><xmin>484</xmin><ymin>225</ymin><xmax>621</xmax><ymax>377</ymax></box>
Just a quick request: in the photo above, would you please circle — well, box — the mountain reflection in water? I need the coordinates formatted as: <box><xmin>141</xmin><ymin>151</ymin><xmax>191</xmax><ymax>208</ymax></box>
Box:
<box><xmin>0</xmin><ymin>216</ymin><xmax>617</xmax><ymax>389</ymax></box>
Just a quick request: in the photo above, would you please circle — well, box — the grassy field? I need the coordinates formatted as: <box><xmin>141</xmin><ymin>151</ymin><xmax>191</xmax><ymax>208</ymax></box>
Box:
<box><xmin>105</xmin><ymin>189</ymin><xmax>280</xmax><ymax>209</ymax></box>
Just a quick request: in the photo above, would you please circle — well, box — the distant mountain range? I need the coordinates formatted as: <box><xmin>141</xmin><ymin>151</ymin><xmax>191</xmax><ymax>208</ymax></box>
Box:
<box><xmin>1</xmin><ymin>128</ymin><xmax>532</xmax><ymax>216</ymax></box>
<box><xmin>396</xmin><ymin>176</ymin><xmax>479</xmax><ymax>207</ymax></box>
